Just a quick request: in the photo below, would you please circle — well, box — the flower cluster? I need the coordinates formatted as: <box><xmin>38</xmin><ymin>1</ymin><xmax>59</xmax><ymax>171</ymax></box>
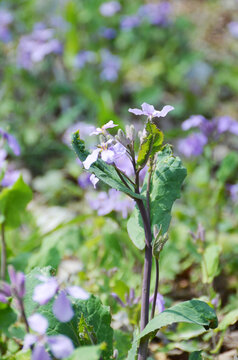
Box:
<box><xmin>178</xmin><ymin>115</ymin><xmax>238</xmax><ymax>157</ymax></box>
<box><xmin>17</xmin><ymin>23</ymin><xmax>62</xmax><ymax>69</ymax></box>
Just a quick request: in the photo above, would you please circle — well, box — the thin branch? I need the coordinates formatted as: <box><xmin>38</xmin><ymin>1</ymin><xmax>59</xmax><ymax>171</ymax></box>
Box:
<box><xmin>150</xmin><ymin>258</ymin><xmax>159</xmax><ymax>320</ymax></box>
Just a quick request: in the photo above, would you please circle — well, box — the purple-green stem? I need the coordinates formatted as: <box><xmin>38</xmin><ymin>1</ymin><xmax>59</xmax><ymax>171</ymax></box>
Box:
<box><xmin>1</xmin><ymin>223</ymin><xmax>6</xmax><ymax>280</ymax></box>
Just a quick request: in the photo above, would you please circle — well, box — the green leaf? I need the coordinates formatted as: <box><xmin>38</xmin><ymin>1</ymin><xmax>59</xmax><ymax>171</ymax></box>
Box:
<box><xmin>138</xmin><ymin>300</ymin><xmax>218</xmax><ymax>340</ymax></box>
<box><xmin>137</xmin><ymin>122</ymin><xmax>164</xmax><ymax>168</ymax></box>
<box><xmin>218</xmin><ymin>309</ymin><xmax>238</xmax><ymax>331</ymax></box>
<box><xmin>0</xmin><ymin>176</ymin><xmax>32</xmax><ymax>228</ymax></box>
<box><xmin>202</xmin><ymin>245</ymin><xmax>221</xmax><ymax>284</ymax></box>
<box><xmin>126</xmin><ymin>331</ymin><xmax>139</xmax><ymax>360</ymax></box>
<box><xmin>24</xmin><ymin>267</ymin><xmax>113</xmax><ymax>360</ymax></box>
<box><xmin>66</xmin><ymin>345</ymin><xmax>101</xmax><ymax>360</ymax></box>
<box><xmin>114</xmin><ymin>330</ymin><xmax>132</xmax><ymax>360</ymax></box>
<box><xmin>0</xmin><ymin>306</ymin><xmax>17</xmax><ymax>335</ymax></box>
<box><xmin>189</xmin><ymin>351</ymin><xmax>202</xmax><ymax>360</ymax></box>
<box><xmin>216</xmin><ymin>152</ymin><xmax>238</xmax><ymax>183</ymax></box>
<box><xmin>72</xmin><ymin>132</ymin><xmax>143</xmax><ymax>200</ymax></box>
<box><xmin>127</xmin><ymin>145</ymin><xmax>187</xmax><ymax>250</ymax></box>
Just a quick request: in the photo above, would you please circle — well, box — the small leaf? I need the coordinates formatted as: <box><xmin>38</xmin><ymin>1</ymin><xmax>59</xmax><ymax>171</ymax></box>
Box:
<box><xmin>0</xmin><ymin>176</ymin><xmax>32</xmax><ymax>228</ymax></box>
<box><xmin>72</xmin><ymin>132</ymin><xmax>143</xmax><ymax>200</ymax></box>
<box><xmin>126</xmin><ymin>331</ymin><xmax>139</xmax><ymax>360</ymax></box>
<box><xmin>202</xmin><ymin>245</ymin><xmax>221</xmax><ymax>284</ymax></box>
<box><xmin>78</xmin><ymin>314</ymin><xmax>97</xmax><ymax>345</ymax></box>
<box><xmin>138</xmin><ymin>300</ymin><xmax>218</xmax><ymax>340</ymax></box>
<box><xmin>137</xmin><ymin>133</ymin><xmax>153</xmax><ymax>167</ymax></box>
<box><xmin>218</xmin><ymin>309</ymin><xmax>238</xmax><ymax>331</ymax></box>
<box><xmin>0</xmin><ymin>306</ymin><xmax>17</xmax><ymax>335</ymax></box>
<box><xmin>189</xmin><ymin>351</ymin><xmax>202</xmax><ymax>360</ymax></box>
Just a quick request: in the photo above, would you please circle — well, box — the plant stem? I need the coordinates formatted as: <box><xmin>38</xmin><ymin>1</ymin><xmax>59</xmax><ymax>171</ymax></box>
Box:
<box><xmin>150</xmin><ymin>258</ymin><xmax>159</xmax><ymax>320</ymax></box>
<box><xmin>1</xmin><ymin>223</ymin><xmax>6</xmax><ymax>280</ymax></box>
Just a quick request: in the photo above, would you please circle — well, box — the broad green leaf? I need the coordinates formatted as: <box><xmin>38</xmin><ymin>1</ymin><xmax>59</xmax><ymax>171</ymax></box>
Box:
<box><xmin>202</xmin><ymin>245</ymin><xmax>221</xmax><ymax>284</ymax></box>
<box><xmin>66</xmin><ymin>345</ymin><xmax>101</xmax><ymax>360</ymax></box>
<box><xmin>189</xmin><ymin>351</ymin><xmax>202</xmax><ymax>360</ymax></box>
<box><xmin>24</xmin><ymin>267</ymin><xmax>113</xmax><ymax>360</ymax></box>
<box><xmin>72</xmin><ymin>132</ymin><xmax>143</xmax><ymax>200</ymax></box>
<box><xmin>127</xmin><ymin>145</ymin><xmax>186</xmax><ymax>249</ymax></box>
<box><xmin>218</xmin><ymin>309</ymin><xmax>238</xmax><ymax>331</ymax></box>
<box><xmin>138</xmin><ymin>300</ymin><xmax>218</xmax><ymax>340</ymax></box>
<box><xmin>114</xmin><ymin>330</ymin><xmax>132</xmax><ymax>360</ymax></box>
<box><xmin>0</xmin><ymin>176</ymin><xmax>32</xmax><ymax>228</ymax></box>
<box><xmin>0</xmin><ymin>306</ymin><xmax>17</xmax><ymax>335</ymax></box>
<box><xmin>216</xmin><ymin>152</ymin><xmax>238</xmax><ymax>183</ymax></box>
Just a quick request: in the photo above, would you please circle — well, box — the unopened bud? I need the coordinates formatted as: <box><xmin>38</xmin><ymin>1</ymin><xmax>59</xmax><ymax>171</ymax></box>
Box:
<box><xmin>116</xmin><ymin>129</ymin><xmax>130</xmax><ymax>147</ymax></box>
<box><xmin>126</xmin><ymin>124</ymin><xmax>135</xmax><ymax>142</ymax></box>
<box><xmin>99</xmin><ymin>134</ymin><xmax>105</xmax><ymax>144</ymax></box>
<box><xmin>113</xmin><ymin>349</ymin><xmax>119</xmax><ymax>359</ymax></box>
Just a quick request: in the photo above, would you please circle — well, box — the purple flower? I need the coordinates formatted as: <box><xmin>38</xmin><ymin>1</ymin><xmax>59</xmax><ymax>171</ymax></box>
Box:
<box><xmin>138</xmin><ymin>2</ymin><xmax>171</xmax><ymax>26</ymax></box>
<box><xmin>0</xmin><ymin>9</ymin><xmax>13</xmax><ymax>43</ymax></box>
<box><xmin>87</xmin><ymin>188</ymin><xmax>135</xmax><ymax>218</ymax></box>
<box><xmin>100</xmin><ymin>27</ymin><xmax>117</xmax><ymax>39</ymax></box>
<box><xmin>100</xmin><ymin>50</ymin><xmax>121</xmax><ymax>82</ymax></box>
<box><xmin>24</xmin><ymin>313</ymin><xmax>74</xmax><ymax>359</ymax></box>
<box><xmin>129</xmin><ymin>103</ymin><xmax>174</xmax><ymax>119</ymax></box>
<box><xmin>32</xmin><ymin>276</ymin><xmax>89</xmax><ymax>322</ymax></box>
<box><xmin>120</xmin><ymin>15</ymin><xmax>141</xmax><ymax>30</ymax></box>
<box><xmin>227</xmin><ymin>183</ymin><xmax>238</xmax><ymax>202</ymax></box>
<box><xmin>78</xmin><ymin>173</ymin><xmax>92</xmax><ymax>189</ymax></box>
<box><xmin>99</xmin><ymin>1</ymin><xmax>121</xmax><ymax>17</ymax></box>
<box><xmin>17</xmin><ymin>23</ymin><xmax>62</xmax><ymax>69</ymax></box>
<box><xmin>0</xmin><ymin>128</ymin><xmax>21</xmax><ymax>156</ymax></box>
<box><xmin>74</xmin><ymin>50</ymin><xmax>96</xmax><ymax>69</ymax></box>
<box><xmin>111</xmin><ymin>288</ymin><xmax>140</xmax><ymax>307</ymax></box>
<box><xmin>0</xmin><ymin>265</ymin><xmax>25</xmax><ymax>303</ymax></box>
<box><xmin>178</xmin><ymin>133</ymin><xmax>208</xmax><ymax>157</ymax></box>
<box><xmin>228</xmin><ymin>21</ymin><xmax>238</xmax><ymax>38</ymax></box>
<box><xmin>216</xmin><ymin>116</ymin><xmax>238</xmax><ymax>136</ymax></box>
<box><xmin>83</xmin><ymin>140</ymin><xmax>126</xmax><ymax>169</ymax></box>
<box><xmin>181</xmin><ymin>115</ymin><xmax>206</xmax><ymax>131</ymax></box>
<box><xmin>90</xmin><ymin>120</ymin><xmax>118</xmax><ymax>135</ymax></box>
<box><xmin>149</xmin><ymin>292</ymin><xmax>165</xmax><ymax>313</ymax></box>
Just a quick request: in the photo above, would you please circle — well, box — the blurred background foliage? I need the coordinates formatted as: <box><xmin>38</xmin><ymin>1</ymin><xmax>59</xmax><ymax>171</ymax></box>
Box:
<box><xmin>0</xmin><ymin>0</ymin><xmax>238</xmax><ymax>358</ymax></box>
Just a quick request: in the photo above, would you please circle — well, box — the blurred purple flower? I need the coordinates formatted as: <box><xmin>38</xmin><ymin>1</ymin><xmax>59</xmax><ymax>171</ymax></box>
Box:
<box><xmin>228</xmin><ymin>21</ymin><xmax>238</xmax><ymax>38</ymax></box>
<box><xmin>100</xmin><ymin>27</ymin><xmax>117</xmax><ymax>39</ymax></box>
<box><xmin>178</xmin><ymin>133</ymin><xmax>208</xmax><ymax>157</ymax></box>
<box><xmin>33</xmin><ymin>275</ymin><xmax>89</xmax><ymax>322</ymax></box>
<box><xmin>78</xmin><ymin>173</ymin><xmax>92</xmax><ymax>189</ymax></box>
<box><xmin>0</xmin><ymin>265</ymin><xmax>25</xmax><ymax>303</ymax></box>
<box><xmin>63</xmin><ymin>122</ymin><xmax>95</xmax><ymax>145</ymax></box>
<box><xmin>74</xmin><ymin>50</ymin><xmax>96</xmax><ymax>69</ymax></box>
<box><xmin>0</xmin><ymin>9</ymin><xmax>13</xmax><ymax>43</ymax></box>
<box><xmin>0</xmin><ymin>128</ymin><xmax>21</xmax><ymax>156</ymax></box>
<box><xmin>190</xmin><ymin>223</ymin><xmax>206</xmax><ymax>244</ymax></box>
<box><xmin>181</xmin><ymin>115</ymin><xmax>206</xmax><ymax>131</ymax></box>
<box><xmin>83</xmin><ymin>140</ymin><xmax>126</xmax><ymax>169</ymax></box>
<box><xmin>186</xmin><ymin>61</ymin><xmax>213</xmax><ymax>93</ymax></box>
<box><xmin>149</xmin><ymin>292</ymin><xmax>165</xmax><ymax>313</ymax></box>
<box><xmin>87</xmin><ymin>188</ymin><xmax>135</xmax><ymax>218</ymax></box>
<box><xmin>1</xmin><ymin>169</ymin><xmax>20</xmax><ymax>187</ymax></box>
<box><xmin>99</xmin><ymin>1</ymin><xmax>121</xmax><ymax>17</ymax></box>
<box><xmin>217</xmin><ymin>116</ymin><xmax>238</xmax><ymax>136</ymax></box>
<box><xmin>120</xmin><ymin>15</ymin><xmax>141</xmax><ymax>30</ymax></box>
<box><xmin>24</xmin><ymin>313</ymin><xmax>74</xmax><ymax>359</ymax></box>
<box><xmin>129</xmin><ymin>103</ymin><xmax>174</xmax><ymax>119</ymax></box>
<box><xmin>17</xmin><ymin>23</ymin><xmax>62</xmax><ymax>69</ymax></box>
<box><xmin>138</xmin><ymin>2</ymin><xmax>171</xmax><ymax>26</ymax></box>
<box><xmin>111</xmin><ymin>288</ymin><xmax>140</xmax><ymax>307</ymax></box>
<box><xmin>227</xmin><ymin>183</ymin><xmax>238</xmax><ymax>202</ymax></box>
<box><xmin>100</xmin><ymin>49</ymin><xmax>121</xmax><ymax>82</ymax></box>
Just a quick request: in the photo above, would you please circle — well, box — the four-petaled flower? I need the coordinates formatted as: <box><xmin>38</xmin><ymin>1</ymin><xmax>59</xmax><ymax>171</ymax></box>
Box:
<box><xmin>128</xmin><ymin>103</ymin><xmax>174</xmax><ymax>119</ymax></box>
<box><xmin>83</xmin><ymin>140</ymin><xmax>126</xmax><ymax>170</ymax></box>
<box><xmin>23</xmin><ymin>313</ymin><xmax>74</xmax><ymax>360</ymax></box>
<box><xmin>90</xmin><ymin>120</ymin><xmax>118</xmax><ymax>136</ymax></box>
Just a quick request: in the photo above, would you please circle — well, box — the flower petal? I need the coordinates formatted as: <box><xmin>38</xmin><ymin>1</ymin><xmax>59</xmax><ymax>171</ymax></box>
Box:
<box><xmin>67</xmin><ymin>286</ymin><xmax>90</xmax><ymax>300</ymax></box>
<box><xmin>28</xmin><ymin>313</ymin><xmax>48</xmax><ymax>334</ymax></box>
<box><xmin>48</xmin><ymin>335</ymin><xmax>74</xmax><ymax>359</ymax></box>
<box><xmin>101</xmin><ymin>149</ymin><xmax>115</xmax><ymax>163</ymax></box>
<box><xmin>154</xmin><ymin>105</ymin><xmax>174</xmax><ymax>118</ymax></box>
<box><xmin>32</xmin><ymin>345</ymin><xmax>51</xmax><ymax>360</ymax></box>
<box><xmin>83</xmin><ymin>148</ymin><xmax>101</xmax><ymax>169</ymax></box>
<box><xmin>89</xmin><ymin>174</ymin><xmax>99</xmax><ymax>189</ymax></box>
<box><xmin>103</xmin><ymin>120</ymin><xmax>118</xmax><ymax>130</ymax></box>
<box><xmin>141</xmin><ymin>102</ymin><xmax>155</xmax><ymax>116</ymax></box>
<box><xmin>53</xmin><ymin>291</ymin><xmax>74</xmax><ymax>322</ymax></box>
<box><xmin>23</xmin><ymin>334</ymin><xmax>37</xmax><ymax>350</ymax></box>
<box><xmin>128</xmin><ymin>108</ymin><xmax>143</xmax><ymax>115</ymax></box>
<box><xmin>33</xmin><ymin>278</ymin><xmax>58</xmax><ymax>305</ymax></box>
